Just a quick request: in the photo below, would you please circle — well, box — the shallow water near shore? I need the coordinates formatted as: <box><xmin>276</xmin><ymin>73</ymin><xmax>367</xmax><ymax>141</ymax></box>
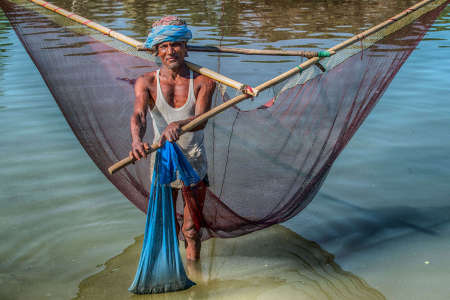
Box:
<box><xmin>1</xmin><ymin>1</ymin><xmax>449</xmax><ymax>300</ymax></box>
<box><xmin>75</xmin><ymin>225</ymin><xmax>385</xmax><ymax>300</ymax></box>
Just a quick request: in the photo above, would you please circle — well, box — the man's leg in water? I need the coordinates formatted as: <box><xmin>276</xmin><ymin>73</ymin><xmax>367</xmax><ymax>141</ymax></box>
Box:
<box><xmin>181</xmin><ymin>180</ymin><xmax>207</xmax><ymax>261</ymax></box>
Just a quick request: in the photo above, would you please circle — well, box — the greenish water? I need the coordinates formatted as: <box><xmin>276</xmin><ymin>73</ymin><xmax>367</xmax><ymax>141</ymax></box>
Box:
<box><xmin>1</xmin><ymin>1</ymin><xmax>449</xmax><ymax>299</ymax></box>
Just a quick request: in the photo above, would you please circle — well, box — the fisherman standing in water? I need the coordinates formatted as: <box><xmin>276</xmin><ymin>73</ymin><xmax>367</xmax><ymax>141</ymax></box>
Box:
<box><xmin>129</xmin><ymin>16</ymin><xmax>216</xmax><ymax>261</ymax></box>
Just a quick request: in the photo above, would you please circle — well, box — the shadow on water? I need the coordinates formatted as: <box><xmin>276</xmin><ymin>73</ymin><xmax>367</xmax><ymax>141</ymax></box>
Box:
<box><xmin>302</xmin><ymin>193</ymin><xmax>450</xmax><ymax>257</ymax></box>
<box><xmin>74</xmin><ymin>225</ymin><xmax>385</xmax><ymax>300</ymax></box>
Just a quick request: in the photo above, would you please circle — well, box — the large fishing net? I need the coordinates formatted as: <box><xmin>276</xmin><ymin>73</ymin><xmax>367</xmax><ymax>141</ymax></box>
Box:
<box><xmin>1</xmin><ymin>0</ymin><xmax>448</xmax><ymax>240</ymax></box>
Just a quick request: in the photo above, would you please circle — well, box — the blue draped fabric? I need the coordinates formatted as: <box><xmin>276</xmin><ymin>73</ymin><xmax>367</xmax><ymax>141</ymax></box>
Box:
<box><xmin>129</xmin><ymin>142</ymin><xmax>200</xmax><ymax>294</ymax></box>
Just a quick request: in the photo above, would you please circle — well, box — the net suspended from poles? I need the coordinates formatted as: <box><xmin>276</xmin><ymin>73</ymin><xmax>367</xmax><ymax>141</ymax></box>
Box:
<box><xmin>1</xmin><ymin>0</ymin><xmax>447</xmax><ymax>240</ymax></box>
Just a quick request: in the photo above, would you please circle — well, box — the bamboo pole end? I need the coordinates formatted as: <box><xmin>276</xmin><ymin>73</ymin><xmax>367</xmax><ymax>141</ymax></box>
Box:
<box><xmin>136</xmin><ymin>44</ymin><xmax>148</xmax><ymax>51</ymax></box>
<box><xmin>108</xmin><ymin>155</ymin><xmax>136</xmax><ymax>175</ymax></box>
<box><xmin>107</xmin><ymin>166</ymin><xmax>115</xmax><ymax>175</ymax></box>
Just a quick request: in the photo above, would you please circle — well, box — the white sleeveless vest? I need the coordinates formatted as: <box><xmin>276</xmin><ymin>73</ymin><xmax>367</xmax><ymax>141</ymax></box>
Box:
<box><xmin>149</xmin><ymin>69</ymin><xmax>207</xmax><ymax>183</ymax></box>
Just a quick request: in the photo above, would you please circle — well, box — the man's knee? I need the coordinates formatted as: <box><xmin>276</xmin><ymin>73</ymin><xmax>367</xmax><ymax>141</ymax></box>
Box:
<box><xmin>182</xmin><ymin>222</ymin><xmax>198</xmax><ymax>240</ymax></box>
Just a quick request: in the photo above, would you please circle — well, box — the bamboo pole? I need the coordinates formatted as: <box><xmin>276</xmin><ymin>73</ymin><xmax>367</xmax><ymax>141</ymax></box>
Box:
<box><xmin>30</xmin><ymin>0</ymin><xmax>139</xmax><ymax>47</ymax></box>
<box><xmin>185</xmin><ymin>61</ymin><xmax>255</xmax><ymax>95</ymax></box>
<box><xmin>138</xmin><ymin>45</ymin><xmax>326</xmax><ymax>58</ymax></box>
<box><xmin>28</xmin><ymin>0</ymin><xmax>251</xmax><ymax>93</ymax></box>
<box><xmin>328</xmin><ymin>0</ymin><xmax>438</xmax><ymax>53</ymax></box>
<box><xmin>187</xmin><ymin>46</ymin><xmax>322</xmax><ymax>58</ymax></box>
<box><xmin>246</xmin><ymin>0</ymin><xmax>441</xmax><ymax>96</ymax></box>
<box><xmin>107</xmin><ymin>0</ymin><xmax>441</xmax><ymax>174</ymax></box>
<box><xmin>253</xmin><ymin>0</ymin><xmax>442</xmax><ymax>95</ymax></box>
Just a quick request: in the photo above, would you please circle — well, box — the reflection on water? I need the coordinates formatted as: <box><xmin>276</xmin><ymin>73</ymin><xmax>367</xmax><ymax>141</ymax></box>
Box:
<box><xmin>74</xmin><ymin>225</ymin><xmax>385</xmax><ymax>300</ymax></box>
<box><xmin>0</xmin><ymin>12</ymin><xmax>11</xmax><ymax>96</ymax></box>
<box><xmin>49</xmin><ymin>0</ymin><xmax>420</xmax><ymax>48</ymax></box>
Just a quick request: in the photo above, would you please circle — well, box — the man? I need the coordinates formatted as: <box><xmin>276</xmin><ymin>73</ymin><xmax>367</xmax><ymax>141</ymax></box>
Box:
<box><xmin>129</xmin><ymin>16</ymin><xmax>216</xmax><ymax>261</ymax></box>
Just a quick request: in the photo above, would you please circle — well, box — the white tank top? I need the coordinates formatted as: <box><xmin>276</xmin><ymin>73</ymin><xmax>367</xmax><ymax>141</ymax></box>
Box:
<box><xmin>149</xmin><ymin>69</ymin><xmax>207</xmax><ymax>181</ymax></box>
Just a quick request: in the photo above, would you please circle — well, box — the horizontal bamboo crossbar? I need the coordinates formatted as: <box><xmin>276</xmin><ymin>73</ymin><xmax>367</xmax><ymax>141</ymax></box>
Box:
<box><xmin>138</xmin><ymin>45</ymin><xmax>326</xmax><ymax>58</ymax></box>
<box><xmin>188</xmin><ymin>46</ymin><xmax>322</xmax><ymax>58</ymax></box>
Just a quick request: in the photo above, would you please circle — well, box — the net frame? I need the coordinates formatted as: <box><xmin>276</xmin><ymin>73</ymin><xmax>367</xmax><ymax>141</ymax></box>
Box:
<box><xmin>2</xmin><ymin>0</ymin><xmax>448</xmax><ymax>239</ymax></box>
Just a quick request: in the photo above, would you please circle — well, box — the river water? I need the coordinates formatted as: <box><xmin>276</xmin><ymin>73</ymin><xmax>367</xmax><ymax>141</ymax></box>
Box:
<box><xmin>0</xmin><ymin>1</ymin><xmax>449</xmax><ymax>299</ymax></box>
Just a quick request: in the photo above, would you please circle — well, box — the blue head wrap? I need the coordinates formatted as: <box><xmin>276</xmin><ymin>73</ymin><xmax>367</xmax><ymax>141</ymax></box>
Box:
<box><xmin>144</xmin><ymin>25</ymin><xmax>192</xmax><ymax>50</ymax></box>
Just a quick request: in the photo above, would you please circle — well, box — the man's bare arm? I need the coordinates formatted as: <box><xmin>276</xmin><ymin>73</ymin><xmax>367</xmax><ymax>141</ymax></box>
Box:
<box><xmin>159</xmin><ymin>76</ymin><xmax>216</xmax><ymax>146</ymax></box>
<box><xmin>130</xmin><ymin>76</ymin><xmax>152</xmax><ymax>160</ymax></box>
<box><xmin>192</xmin><ymin>76</ymin><xmax>216</xmax><ymax>129</ymax></box>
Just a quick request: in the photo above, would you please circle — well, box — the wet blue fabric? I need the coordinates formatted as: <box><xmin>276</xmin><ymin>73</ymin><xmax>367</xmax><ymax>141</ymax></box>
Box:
<box><xmin>129</xmin><ymin>142</ymin><xmax>199</xmax><ymax>294</ymax></box>
<box><xmin>157</xmin><ymin>141</ymin><xmax>200</xmax><ymax>186</ymax></box>
<box><xmin>144</xmin><ymin>25</ymin><xmax>192</xmax><ymax>49</ymax></box>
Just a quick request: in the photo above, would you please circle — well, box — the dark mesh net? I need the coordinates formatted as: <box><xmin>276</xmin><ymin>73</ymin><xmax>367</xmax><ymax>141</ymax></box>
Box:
<box><xmin>1</xmin><ymin>0</ymin><xmax>447</xmax><ymax>239</ymax></box>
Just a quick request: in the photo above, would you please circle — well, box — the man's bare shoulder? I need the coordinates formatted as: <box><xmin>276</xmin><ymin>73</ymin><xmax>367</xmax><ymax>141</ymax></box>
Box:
<box><xmin>135</xmin><ymin>71</ymin><xmax>157</xmax><ymax>88</ymax></box>
<box><xmin>194</xmin><ymin>72</ymin><xmax>216</xmax><ymax>90</ymax></box>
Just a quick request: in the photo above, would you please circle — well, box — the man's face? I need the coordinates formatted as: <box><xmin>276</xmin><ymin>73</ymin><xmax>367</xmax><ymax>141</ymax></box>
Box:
<box><xmin>157</xmin><ymin>41</ymin><xmax>187</xmax><ymax>70</ymax></box>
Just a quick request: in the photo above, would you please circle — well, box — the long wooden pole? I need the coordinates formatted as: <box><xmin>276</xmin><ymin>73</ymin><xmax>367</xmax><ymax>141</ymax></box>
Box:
<box><xmin>328</xmin><ymin>0</ymin><xmax>439</xmax><ymax>53</ymax></box>
<box><xmin>185</xmin><ymin>61</ymin><xmax>255</xmax><ymax>95</ymax></box>
<box><xmin>138</xmin><ymin>45</ymin><xmax>328</xmax><ymax>58</ymax></box>
<box><xmin>187</xmin><ymin>46</ymin><xmax>324</xmax><ymax>58</ymax></box>
<box><xmin>107</xmin><ymin>0</ymin><xmax>442</xmax><ymax>174</ymax></box>
<box><xmin>28</xmin><ymin>0</ymin><xmax>251</xmax><ymax>93</ymax></box>
<box><xmin>253</xmin><ymin>0</ymin><xmax>441</xmax><ymax>94</ymax></box>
